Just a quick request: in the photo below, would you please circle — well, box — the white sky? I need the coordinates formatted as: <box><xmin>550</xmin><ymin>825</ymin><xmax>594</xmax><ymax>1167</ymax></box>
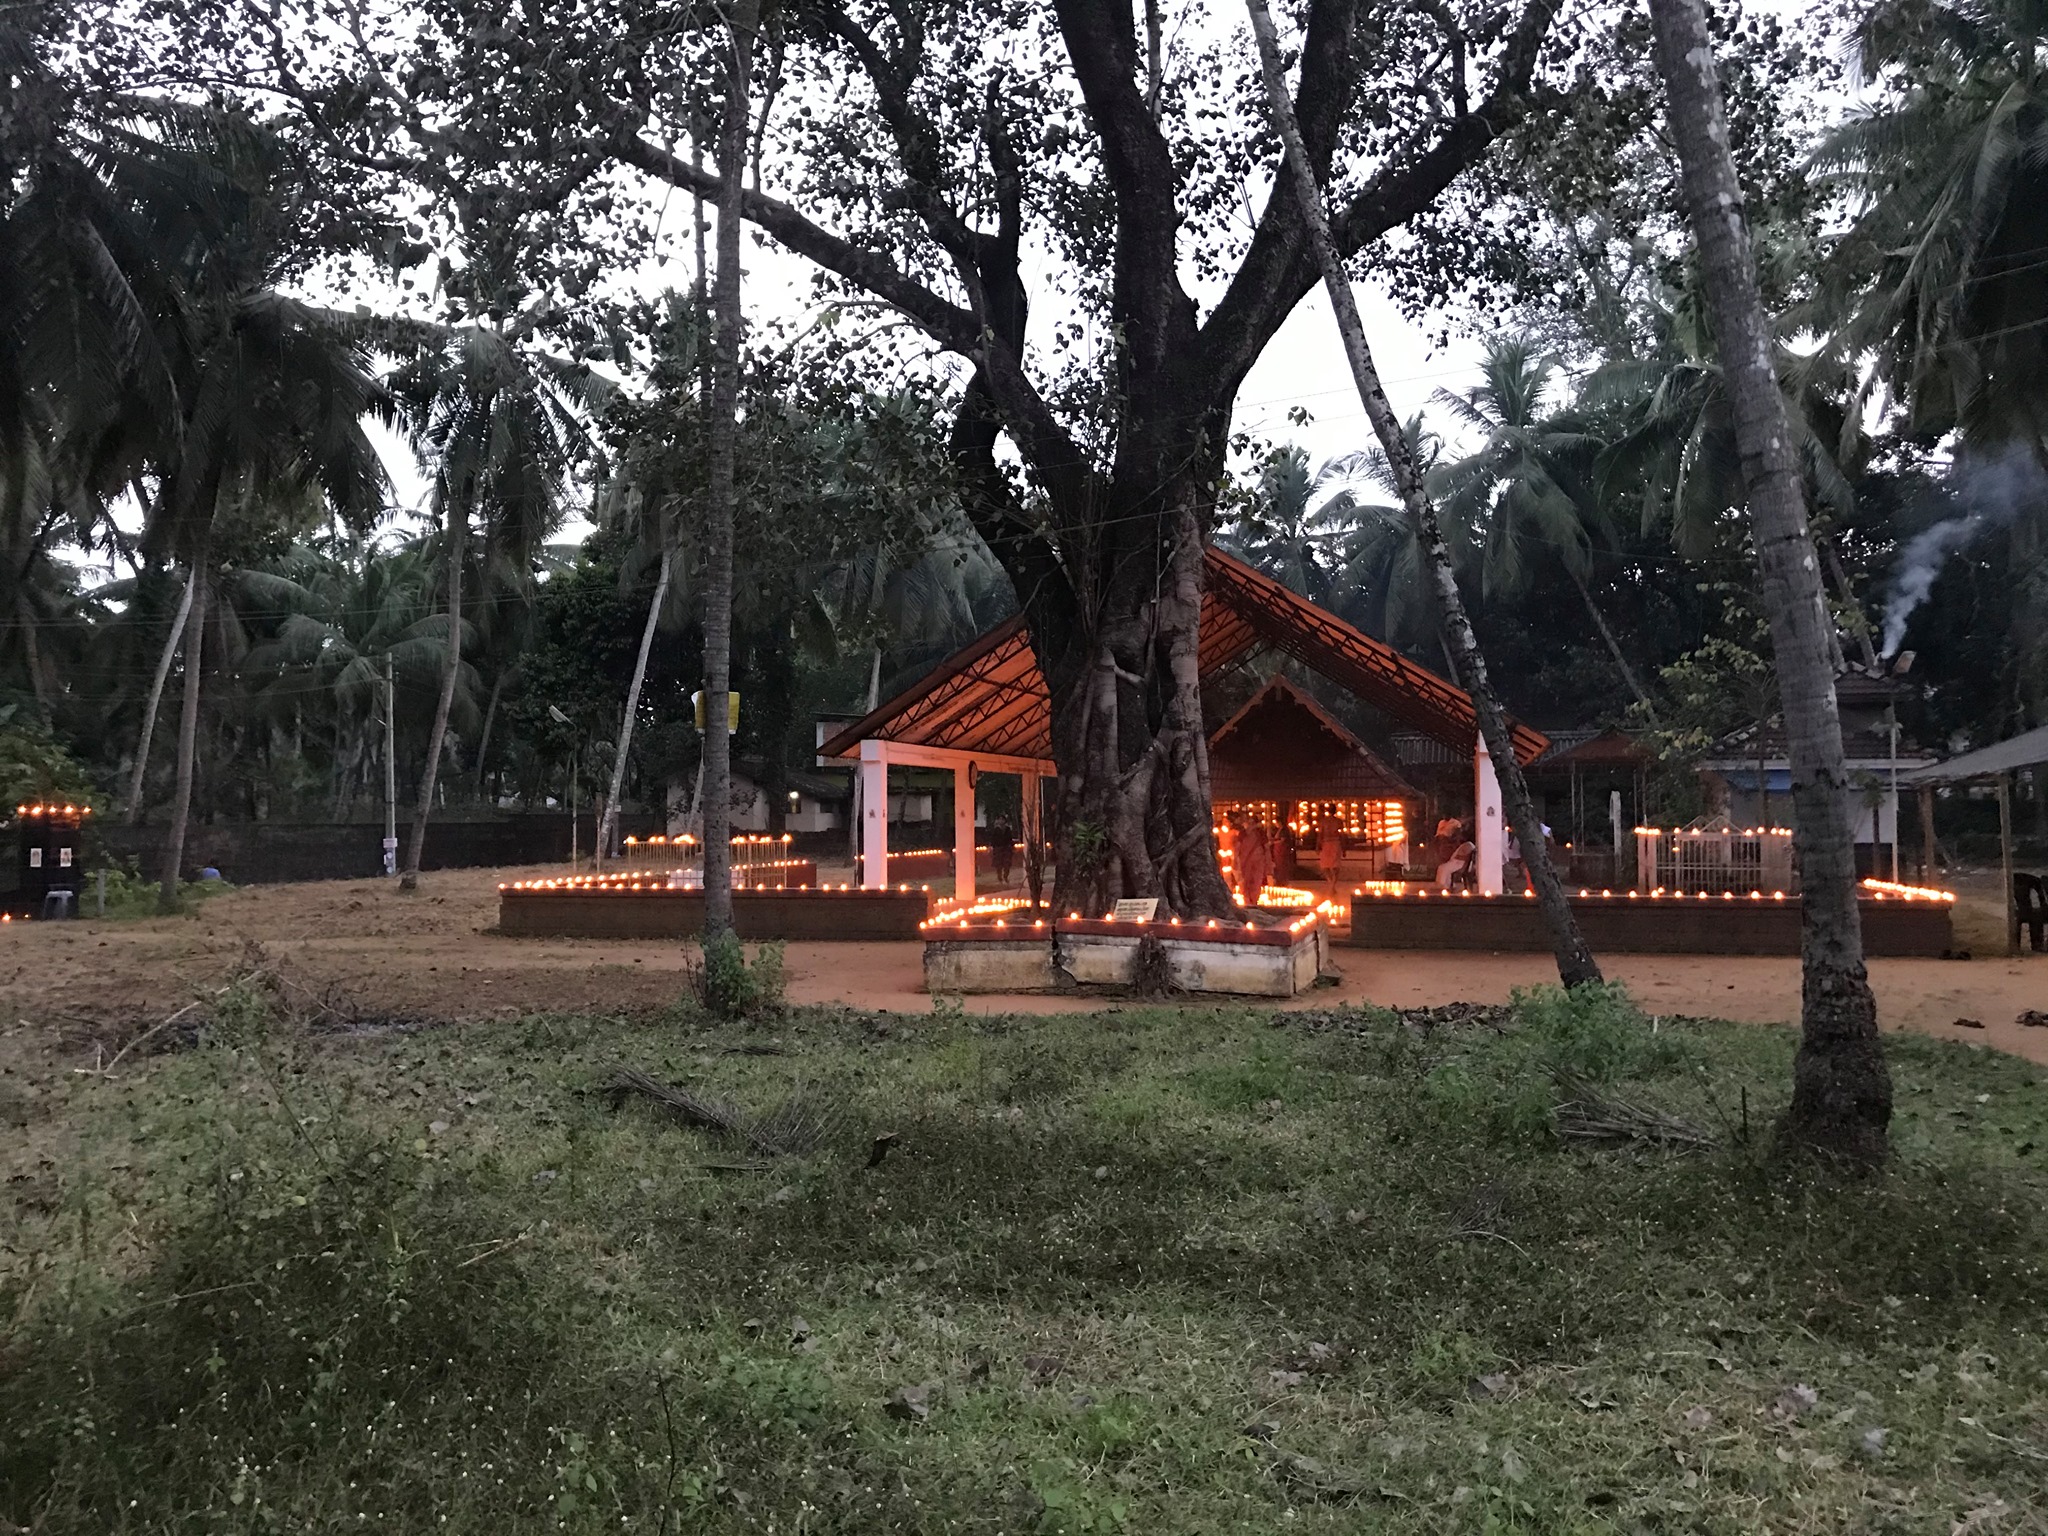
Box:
<box><xmin>364</xmin><ymin>0</ymin><xmax>1491</xmax><ymax>545</ymax></box>
<box><xmin>366</xmin><ymin>265</ymin><xmax>1471</xmax><ymax>543</ymax></box>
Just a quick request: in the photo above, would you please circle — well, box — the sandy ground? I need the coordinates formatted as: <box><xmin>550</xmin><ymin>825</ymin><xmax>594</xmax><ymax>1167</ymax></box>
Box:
<box><xmin>0</xmin><ymin>862</ymin><xmax>2042</xmax><ymax>1064</ymax></box>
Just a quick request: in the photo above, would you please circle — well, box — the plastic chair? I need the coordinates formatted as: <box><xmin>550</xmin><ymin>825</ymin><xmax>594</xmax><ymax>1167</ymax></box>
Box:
<box><xmin>2015</xmin><ymin>872</ymin><xmax>2046</xmax><ymax>953</ymax></box>
<box><xmin>40</xmin><ymin>888</ymin><xmax>76</xmax><ymax>920</ymax></box>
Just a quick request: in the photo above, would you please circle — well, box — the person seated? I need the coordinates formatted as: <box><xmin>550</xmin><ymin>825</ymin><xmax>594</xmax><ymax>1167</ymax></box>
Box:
<box><xmin>1437</xmin><ymin>839</ymin><xmax>1477</xmax><ymax>889</ymax></box>
<box><xmin>1430</xmin><ymin>817</ymin><xmax>1462</xmax><ymax>873</ymax></box>
<box><xmin>2016</xmin><ymin>872</ymin><xmax>2047</xmax><ymax>953</ymax></box>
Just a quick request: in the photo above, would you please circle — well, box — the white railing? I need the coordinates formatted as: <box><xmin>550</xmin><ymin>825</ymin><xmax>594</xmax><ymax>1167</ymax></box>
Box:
<box><xmin>1635</xmin><ymin>822</ymin><xmax>1795</xmax><ymax>894</ymax></box>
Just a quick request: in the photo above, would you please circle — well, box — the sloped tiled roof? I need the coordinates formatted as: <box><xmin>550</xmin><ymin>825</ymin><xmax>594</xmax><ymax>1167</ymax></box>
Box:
<box><xmin>818</xmin><ymin>548</ymin><xmax>1547</xmax><ymax>765</ymax></box>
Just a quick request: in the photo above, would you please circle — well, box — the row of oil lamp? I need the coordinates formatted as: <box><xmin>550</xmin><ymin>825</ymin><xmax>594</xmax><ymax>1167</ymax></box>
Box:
<box><xmin>502</xmin><ymin>876</ymin><xmax>933</xmax><ymax>894</ymax></box>
<box><xmin>1345</xmin><ymin>877</ymin><xmax>1956</xmax><ymax>904</ymax></box>
<box><xmin>12</xmin><ymin>804</ymin><xmax>91</xmax><ymax>818</ymax></box>
<box><xmin>619</xmin><ymin>833</ymin><xmax>793</xmax><ymax>847</ymax></box>
<box><xmin>919</xmin><ymin>904</ymin><xmax>1322</xmax><ymax>939</ymax></box>
<box><xmin>1213</xmin><ymin>798</ymin><xmax>1407</xmax><ymax>844</ymax></box>
<box><xmin>1634</xmin><ymin>825</ymin><xmax>1794</xmax><ymax>838</ymax></box>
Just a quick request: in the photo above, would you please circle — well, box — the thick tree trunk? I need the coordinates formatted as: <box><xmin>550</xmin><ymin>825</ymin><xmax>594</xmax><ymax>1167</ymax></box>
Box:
<box><xmin>600</xmin><ymin>549</ymin><xmax>671</xmax><ymax>861</ymax></box>
<box><xmin>127</xmin><ymin>567</ymin><xmax>197</xmax><ymax>823</ymax></box>
<box><xmin>157</xmin><ymin>566</ymin><xmax>208</xmax><ymax>912</ymax></box>
<box><xmin>699</xmin><ymin>0</ymin><xmax>760</xmax><ymax>936</ymax></box>
<box><xmin>401</xmin><ymin>505</ymin><xmax>465</xmax><ymax>892</ymax></box>
<box><xmin>1031</xmin><ymin>477</ymin><xmax>1237</xmax><ymax>921</ymax></box>
<box><xmin>1246</xmin><ymin>0</ymin><xmax>1602</xmax><ymax>987</ymax></box>
<box><xmin>1650</xmin><ymin>0</ymin><xmax>1890</xmax><ymax>1166</ymax></box>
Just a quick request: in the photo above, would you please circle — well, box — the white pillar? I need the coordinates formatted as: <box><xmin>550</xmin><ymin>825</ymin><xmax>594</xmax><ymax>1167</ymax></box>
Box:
<box><xmin>954</xmin><ymin>760</ymin><xmax>977</xmax><ymax>903</ymax></box>
<box><xmin>1022</xmin><ymin>768</ymin><xmax>1041</xmax><ymax>882</ymax></box>
<box><xmin>1473</xmin><ymin>737</ymin><xmax>1505</xmax><ymax>895</ymax></box>
<box><xmin>859</xmin><ymin>740</ymin><xmax>888</xmax><ymax>890</ymax></box>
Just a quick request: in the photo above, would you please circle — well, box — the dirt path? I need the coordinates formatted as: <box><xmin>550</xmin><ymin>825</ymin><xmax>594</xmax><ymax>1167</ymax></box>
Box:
<box><xmin>1</xmin><ymin>863</ymin><xmax>2041</xmax><ymax>1063</ymax></box>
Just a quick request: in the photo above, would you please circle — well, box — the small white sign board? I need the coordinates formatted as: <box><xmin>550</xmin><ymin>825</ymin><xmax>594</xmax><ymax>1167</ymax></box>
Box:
<box><xmin>1111</xmin><ymin>897</ymin><xmax>1159</xmax><ymax>923</ymax></box>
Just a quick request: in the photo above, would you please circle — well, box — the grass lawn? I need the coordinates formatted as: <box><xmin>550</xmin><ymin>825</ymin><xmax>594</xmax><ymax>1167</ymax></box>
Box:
<box><xmin>3</xmin><ymin>974</ymin><xmax>2045</xmax><ymax>1533</ymax></box>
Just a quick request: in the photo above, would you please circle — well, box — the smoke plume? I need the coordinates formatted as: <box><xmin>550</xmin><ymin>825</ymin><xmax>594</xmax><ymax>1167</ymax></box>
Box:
<box><xmin>1879</xmin><ymin>447</ymin><xmax>2041</xmax><ymax>657</ymax></box>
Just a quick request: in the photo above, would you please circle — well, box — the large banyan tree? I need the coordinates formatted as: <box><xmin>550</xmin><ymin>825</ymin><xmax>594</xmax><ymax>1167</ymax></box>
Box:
<box><xmin>231</xmin><ymin>0</ymin><xmax>1587</xmax><ymax>916</ymax></box>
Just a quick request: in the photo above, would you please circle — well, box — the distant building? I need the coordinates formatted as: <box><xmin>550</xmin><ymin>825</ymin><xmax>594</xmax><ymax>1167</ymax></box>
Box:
<box><xmin>666</xmin><ymin>761</ymin><xmax>853</xmax><ymax>836</ymax></box>
<box><xmin>1698</xmin><ymin>671</ymin><xmax>1935</xmax><ymax>873</ymax></box>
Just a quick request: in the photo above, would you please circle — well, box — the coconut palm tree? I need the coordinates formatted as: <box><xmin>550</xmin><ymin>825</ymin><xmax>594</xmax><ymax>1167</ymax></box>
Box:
<box><xmin>1212</xmin><ymin>442</ymin><xmax>1392</xmax><ymax>610</ymax></box>
<box><xmin>1584</xmin><ymin>294</ymin><xmax>1877</xmax><ymax>667</ymax></box>
<box><xmin>1652</xmin><ymin>0</ymin><xmax>1892</xmax><ymax>1166</ymax></box>
<box><xmin>1813</xmin><ymin>0</ymin><xmax>2048</xmax><ymax>453</ymax></box>
<box><xmin>386</xmin><ymin>326</ymin><xmax>594</xmax><ymax>890</ymax></box>
<box><xmin>1430</xmin><ymin>337</ymin><xmax>1655</xmax><ymax>710</ymax></box>
<box><xmin>236</xmin><ymin>538</ymin><xmax>466</xmax><ymax>818</ymax></box>
<box><xmin>1294</xmin><ymin>417</ymin><xmax>1438</xmax><ymax>648</ymax></box>
<box><xmin>125</xmin><ymin>121</ymin><xmax>390</xmax><ymax>909</ymax></box>
<box><xmin>1810</xmin><ymin>0</ymin><xmax>2048</xmax><ymax>696</ymax></box>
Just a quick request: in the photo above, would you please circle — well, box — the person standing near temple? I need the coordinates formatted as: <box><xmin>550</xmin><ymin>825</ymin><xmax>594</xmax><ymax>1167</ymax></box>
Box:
<box><xmin>1317</xmin><ymin>810</ymin><xmax>1343</xmax><ymax>895</ymax></box>
<box><xmin>990</xmin><ymin>814</ymin><xmax>1016</xmax><ymax>886</ymax></box>
<box><xmin>1239</xmin><ymin>814</ymin><xmax>1274</xmax><ymax>907</ymax></box>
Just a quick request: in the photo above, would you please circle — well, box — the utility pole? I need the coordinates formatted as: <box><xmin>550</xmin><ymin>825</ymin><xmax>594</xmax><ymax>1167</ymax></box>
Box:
<box><xmin>550</xmin><ymin>704</ymin><xmax>579</xmax><ymax>867</ymax></box>
<box><xmin>383</xmin><ymin>654</ymin><xmax>398</xmax><ymax>878</ymax></box>
<box><xmin>1887</xmin><ymin>712</ymin><xmax>1901</xmax><ymax>883</ymax></box>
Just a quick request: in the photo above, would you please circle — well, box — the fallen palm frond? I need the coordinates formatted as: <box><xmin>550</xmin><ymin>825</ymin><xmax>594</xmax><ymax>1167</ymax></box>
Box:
<box><xmin>747</xmin><ymin>1087</ymin><xmax>843</xmax><ymax>1156</ymax></box>
<box><xmin>600</xmin><ymin>1067</ymin><xmax>840</xmax><ymax>1157</ymax></box>
<box><xmin>602</xmin><ymin>1068</ymin><xmax>752</xmax><ymax>1137</ymax></box>
<box><xmin>1548</xmin><ymin>1067</ymin><xmax>1716</xmax><ymax>1148</ymax></box>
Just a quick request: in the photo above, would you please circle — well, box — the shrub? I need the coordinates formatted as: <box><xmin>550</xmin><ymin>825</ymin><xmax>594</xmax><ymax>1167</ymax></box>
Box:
<box><xmin>686</xmin><ymin>932</ymin><xmax>786</xmax><ymax>1019</ymax></box>
<box><xmin>1512</xmin><ymin>981</ymin><xmax>1648</xmax><ymax>1083</ymax></box>
<box><xmin>1516</xmin><ymin>981</ymin><xmax>1696</xmax><ymax>1081</ymax></box>
<box><xmin>0</xmin><ymin>714</ymin><xmax>96</xmax><ymax>811</ymax></box>
<box><xmin>91</xmin><ymin>857</ymin><xmax>235</xmax><ymax>920</ymax></box>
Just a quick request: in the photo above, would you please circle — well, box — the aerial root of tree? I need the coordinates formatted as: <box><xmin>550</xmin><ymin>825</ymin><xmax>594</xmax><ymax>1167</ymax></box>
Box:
<box><xmin>1047</xmin><ymin>506</ymin><xmax>1235</xmax><ymax>920</ymax></box>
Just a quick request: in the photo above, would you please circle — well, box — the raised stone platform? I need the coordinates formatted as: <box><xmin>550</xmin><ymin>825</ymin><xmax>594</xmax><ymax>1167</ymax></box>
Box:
<box><xmin>498</xmin><ymin>880</ymin><xmax>932</xmax><ymax>941</ymax></box>
<box><xmin>1339</xmin><ymin>883</ymin><xmax>1954</xmax><ymax>957</ymax></box>
<box><xmin>922</xmin><ymin>910</ymin><xmax>1326</xmax><ymax>997</ymax></box>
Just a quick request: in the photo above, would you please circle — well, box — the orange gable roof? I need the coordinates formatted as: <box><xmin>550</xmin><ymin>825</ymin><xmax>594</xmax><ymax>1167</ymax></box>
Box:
<box><xmin>818</xmin><ymin>547</ymin><xmax>1547</xmax><ymax>765</ymax></box>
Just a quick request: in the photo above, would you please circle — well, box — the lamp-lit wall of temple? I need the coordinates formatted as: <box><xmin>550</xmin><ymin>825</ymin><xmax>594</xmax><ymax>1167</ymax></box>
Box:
<box><xmin>1208</xmin><ymin>678</ymin><xmax>1419</xmax><ymax>880</ymax></box>
<box><xmin>1338</xmin><ymin>877</ymin><xmax>1956</xmax><ymax>956</ymax></box>
<box><xmin>498</xmin><ymin>878</ymin><xmax>935</xmax><ymax>940</ymax></box>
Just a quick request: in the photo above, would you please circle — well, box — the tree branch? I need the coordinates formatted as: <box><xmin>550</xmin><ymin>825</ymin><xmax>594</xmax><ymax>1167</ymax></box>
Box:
<box><xmin>1199</xmin><ymin>0</ymin><xmax>1559</xmax><ymax>396</ymax></box>
<box><xmin>616</xmin><ymin>133</ymin><xmax>980</xmax><ymax>349</ymax></box>
<box><xmin>1050</xmin><ymin>0</ymin><xmax>1190</xmax><ymax>394</ymax></box>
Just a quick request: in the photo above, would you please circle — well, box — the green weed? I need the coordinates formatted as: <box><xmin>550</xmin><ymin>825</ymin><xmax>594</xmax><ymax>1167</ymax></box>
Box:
<box><xmin>686</xmin><ymin>932</ymin><xmax>787</xmax><ymax>1018</ymax></box>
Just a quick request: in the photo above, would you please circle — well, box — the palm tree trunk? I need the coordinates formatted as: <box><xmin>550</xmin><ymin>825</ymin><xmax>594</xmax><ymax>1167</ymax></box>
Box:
<box><xmin>700</xmin><ymin>0</ymin><xmax>761</xmax><ymax>937</ymax></box>
<box><xmin>1564</xmin><ymin>563</ymin><xmax>1657</xmax><ymax>716</ymax></box>
<box><xmin>16</xmin><ymin>590</ymin><xmax>50</xmax><ymax>722</ymax></box>
<box><xmin>1246</xmin><ymin>0</ymin><xmax>1602</xmax><ymax>988</ymax></box>
<box><xmin>1819</xmin><ymin>533</ymin><xmax>1880</xmax><ymax>671</ymax></box>
<box><xmin>157</xmin><ymin>565</ymin><xmax>208</xmax><ymax>912</ymax></box>
<box><xmin>473</xmin><ymin>669</ymin><xmax>505</xmax><ymax>794</ymax></box>
<box><xmin>127</xmin><ymin>567</ymin><xmax>197</xmax><ymax>824</ymax></box>
<box><xmin>600</xmin><ymin>549</ymin><xmax>672</xmax><ymax>860</ymax></box>
<box><xmin>401</xmin><ymin>506</ymin><xmax>465</xmax><ymax>892</ymax></box>
<box><xmin>1650</xmin><ymin>0</ymin><xmax>1890</xmax><ymax>1167</ymax></box>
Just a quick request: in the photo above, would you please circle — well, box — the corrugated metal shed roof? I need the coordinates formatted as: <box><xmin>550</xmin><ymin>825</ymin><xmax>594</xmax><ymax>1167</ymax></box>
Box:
<box><xmin>1898</xmin><ymin>725</ymin><xmax>2048</xmax><ymax>784</ymax></box>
